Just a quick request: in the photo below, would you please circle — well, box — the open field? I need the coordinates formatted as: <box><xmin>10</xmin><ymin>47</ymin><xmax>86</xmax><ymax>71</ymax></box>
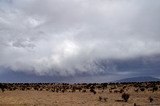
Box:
<box><xmin>0</xmin><ymin>82</ymin><xmax>160</xmax><ymax>106</ymax></box>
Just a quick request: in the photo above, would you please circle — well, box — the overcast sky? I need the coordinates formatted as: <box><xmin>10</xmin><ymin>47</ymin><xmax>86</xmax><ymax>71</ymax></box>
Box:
<box><xmin>0</xmin><ymin>0</ymin><xmax>160</xmax><ymax>82</ymax></box>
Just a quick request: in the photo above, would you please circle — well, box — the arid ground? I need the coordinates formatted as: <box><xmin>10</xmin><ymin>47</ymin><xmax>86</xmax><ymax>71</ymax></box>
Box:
<box><xmin>0</xmin><ymin>82</ymin><xmax>160</xmax><ymax>106</ymax></box>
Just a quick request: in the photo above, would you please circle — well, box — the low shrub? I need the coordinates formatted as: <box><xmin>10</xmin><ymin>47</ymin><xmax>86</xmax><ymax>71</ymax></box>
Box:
<box><xmin>122</xmin><ymin>93</ymin><xmax>130</xmax><ymax>102</ymax></box>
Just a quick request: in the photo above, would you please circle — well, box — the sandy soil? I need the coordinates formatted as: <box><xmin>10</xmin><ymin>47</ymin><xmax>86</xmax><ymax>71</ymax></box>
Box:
<box><xmin>0</xmin><ymin>89</ymin><xmax>160</xmax><ymax>106</ymax></box>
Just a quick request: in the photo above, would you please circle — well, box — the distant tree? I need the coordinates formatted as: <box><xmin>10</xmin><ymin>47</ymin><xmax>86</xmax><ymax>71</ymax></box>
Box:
<box><xmin>152</xmin><ymin>86</ymin><xmax>158</xmax><ymax>92</ymax></box>
<box><xmin>134</xmin><ymin>103</ymin><xmax>138</xmax><ymax>106</ymax></box>
<box><xmin>120</xmin><ymin>89</ymin><xmax>124</xmax><ymax>93</ymax></box>
<box><xmin>122</xmin><ymin>93</ymin><xmax>130</xmax><ymax>102</ymax></box>
<box><xmin>98</xmin><ymin>96</ymin><xmax>107</xmax><ymax>102</ymax></box>
<box><xmin>104</xmin><ymin>97</ymin><xmax>107</xmax><ymax>102</ymax></box>
<box><xmin>0</xmin><ymin>83</ymin><xmax>6</xmax><ymax>92</ymax></box>
<box><xmin>99</xmin><ymin>96</ymin><xmax>102</xmax><ymax>101</ymax></box>
<box><xmin>72</xmin><ymin>87</ymin><xmax>76</xmax><ymax>92</ymax></box>
<box><xmin>90</xmin><ymin>87</ymin><xmax>96</xmax><ymax>94</ymax></box>
<box><xmin>140</xmin><ymin>87</ymin><xmax>145</xmax><ymax>92</ymax></box>
<box><xmin>82</xmin><ymin>89</ymin><xmax>86</xmax><ymax>93</ymax></box>
<box><xmin>101</xmin><ymin>83</ymin><xmax>108</xmax><ymax>89</ymax></box>
<box><xmin>149</xmin><ymin>96</ymin><xmax>153</xmax><ymax>102</ymax></box>
<box><xmin>61</xmin><ymin>89</ymin><xmax>65</xmax><ymax>93</ymax></box>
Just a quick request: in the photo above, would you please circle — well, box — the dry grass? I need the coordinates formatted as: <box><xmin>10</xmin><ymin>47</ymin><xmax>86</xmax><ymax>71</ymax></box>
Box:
<box><xmin>0</xmin><ymin>82</ymin><xmax>160</xmax><ymax>106</ymax></box>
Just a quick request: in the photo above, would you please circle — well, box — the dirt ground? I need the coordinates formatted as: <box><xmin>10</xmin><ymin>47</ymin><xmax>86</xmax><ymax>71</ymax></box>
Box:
<box><xmin>0</xmin><ymin>89</ymin><xmax>160</xmax><ymax>106</ymax></box>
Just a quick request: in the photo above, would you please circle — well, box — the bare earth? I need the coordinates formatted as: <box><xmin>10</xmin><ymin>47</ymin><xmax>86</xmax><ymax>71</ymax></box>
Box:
<box><xmin>0</xmin><ymin>89</ymin><xmax>160</xmax><ymax>106</ymax></box>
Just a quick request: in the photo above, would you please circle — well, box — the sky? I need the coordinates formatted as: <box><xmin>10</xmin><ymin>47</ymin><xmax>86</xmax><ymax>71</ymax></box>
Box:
<box><xmin>0</xmin><ymin>0</ymin><xmax>160</xmax><ymax>83</ymax></box>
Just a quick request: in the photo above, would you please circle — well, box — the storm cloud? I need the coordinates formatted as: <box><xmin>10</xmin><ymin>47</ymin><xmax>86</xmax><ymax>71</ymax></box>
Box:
<box><xmin>0</xmin><ymin>0</ymin><xmax>160</xmax><ymax>81</ymax></box>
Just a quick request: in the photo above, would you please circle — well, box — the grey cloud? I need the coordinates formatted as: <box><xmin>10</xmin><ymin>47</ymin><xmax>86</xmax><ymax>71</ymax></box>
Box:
<box><xmin>0</xmin><ymin>0</ymin><xmax>160</xmax><ymax>78</ymax></box>
<box><xmin>12</xmin><ymin>38</ymin><xmax>35</xmax><ymax>48</ymax></box>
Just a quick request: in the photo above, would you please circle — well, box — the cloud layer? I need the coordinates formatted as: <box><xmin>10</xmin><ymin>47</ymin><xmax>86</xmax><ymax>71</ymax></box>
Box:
<box><xmin>0</xmin><ymin>0</ymin><xmax>160</xmax><ymax>78</ymax></box>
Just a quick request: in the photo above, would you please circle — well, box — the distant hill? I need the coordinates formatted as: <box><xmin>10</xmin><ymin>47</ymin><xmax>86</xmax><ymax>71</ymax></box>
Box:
<box><xmin>115</xmin><ymin>76</ymin><xmax>160</xmax><ymax>83</ymax></box>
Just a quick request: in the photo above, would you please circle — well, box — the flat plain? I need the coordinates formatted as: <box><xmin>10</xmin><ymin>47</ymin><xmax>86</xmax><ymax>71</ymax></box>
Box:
<box><xmin>0</xmin><ymin>82</ymin><xmax>160</xmax><ymax>106</ymax></box>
